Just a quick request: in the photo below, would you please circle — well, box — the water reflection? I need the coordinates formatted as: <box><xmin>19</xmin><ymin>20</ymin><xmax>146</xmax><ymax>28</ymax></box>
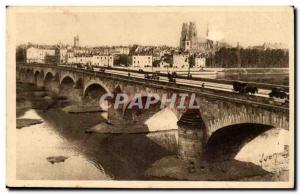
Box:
<box><xmin>17</xmin><ymin>110</ymin><xmax>110</xmax><ymax>180</ymax></box>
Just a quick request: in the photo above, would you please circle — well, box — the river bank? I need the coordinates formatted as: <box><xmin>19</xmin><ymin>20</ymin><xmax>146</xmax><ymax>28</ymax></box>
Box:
<box><xmin>216</xmin><ymin>68</ymin><xmax>289</xmax><ymax>85</ymax></box>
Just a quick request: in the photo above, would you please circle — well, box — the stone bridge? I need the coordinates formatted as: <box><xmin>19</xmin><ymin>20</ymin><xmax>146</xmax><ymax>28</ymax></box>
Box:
<box><xmin>17</xmin><ymin>64</ymin><xmax>290</xmax><ymax>163</ymax></box>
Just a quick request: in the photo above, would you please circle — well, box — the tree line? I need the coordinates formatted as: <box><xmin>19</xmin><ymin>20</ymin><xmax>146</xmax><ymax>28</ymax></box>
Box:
<box><xmin>206</xmin><ymin>47</ymin><xmax>289</xmax><ymax>68</ymax></box>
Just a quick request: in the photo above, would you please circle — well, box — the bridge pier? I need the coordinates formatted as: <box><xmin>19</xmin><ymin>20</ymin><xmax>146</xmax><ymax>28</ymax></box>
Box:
<box><xmin>177</xmin><ymin>110</ymin><xmax>206</xmax><ymax>167</ymax></box>
<box><xmin>19</xmin><ymin>72</ymin><xmax>26</xmax><ymax>83</ymax></box>
<box><xmin>107</xmin><ymin>103</ymin><xmax>125</xmax><ymax>123</ymax></box>
<box><xmin>36</xmin><ymin>76</ymin><xmax>44</xmax><ymax>88</ymax></box>
<box><xmin>59</xmin><ymin>87</ymin><xmax>83</xmax><ymax>103</ymax></box>
<box><xmin>27</xmin><ymin>76</ymin><xmax>34</xmax><ymax>84</ymax></box>
<box><xmin>48</xmin><ymin>80</ymin><xmax>60</xmax><ymax>94</ymax></box>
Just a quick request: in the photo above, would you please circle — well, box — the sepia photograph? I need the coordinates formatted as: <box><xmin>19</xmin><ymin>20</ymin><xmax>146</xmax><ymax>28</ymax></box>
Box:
<box><xmin>6</xmin><ymin>6</ymin><xmax>294</xmax><ymax>188</ymax></box>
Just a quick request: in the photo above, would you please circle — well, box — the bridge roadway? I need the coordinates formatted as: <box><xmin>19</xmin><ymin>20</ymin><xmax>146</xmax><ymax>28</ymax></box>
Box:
<box><xmin>92</xmin><ymin>66</ymin><xmax>289</xmax><ymax>92</ymax></box>
<box><xmin>103</xmin><ymin>68</ymin><xmax>271</xmax><ymax>98</ymax></box>
<box><xmin>18</xmin><ymin>63</ymin><xmax>289</xmax><ymax>112</ymax></box>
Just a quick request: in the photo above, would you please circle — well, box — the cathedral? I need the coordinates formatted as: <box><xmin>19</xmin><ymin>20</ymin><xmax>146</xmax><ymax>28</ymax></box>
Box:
<box><xmin>179</xmin><ymin>22</ymin><xmax>213</xmax><ymax>53</ymax></box>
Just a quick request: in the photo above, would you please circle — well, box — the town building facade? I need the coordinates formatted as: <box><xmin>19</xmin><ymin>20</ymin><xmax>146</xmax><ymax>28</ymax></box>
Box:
<box><xmin>172</xmin><ymin>54</ymin><xmax>189</xmax><ymax>68</ymax></box>
<box><xmin>26</xmin><ymin>46</ymin><xmax>56</xmax><ymax>64</ymax></box>
<box><xmin>91</xmin><ymin>55</ymin><xmax>114</xmax><ymax>67</ymax></box>
<box><xmin>193</xmin><ymin>56</ymin><xmax>206</xmax><ymax>68</ymax></box>
<box><xmin>130</xmin><ymin>55</ymin><xmax>153</xmax><ymax>67</ymax></box>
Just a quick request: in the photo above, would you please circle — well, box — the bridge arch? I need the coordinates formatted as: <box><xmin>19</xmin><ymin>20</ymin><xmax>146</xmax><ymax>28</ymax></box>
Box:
<box><xmin>34</xmin><ymin>70</ymin><xmax>40</xmax><ymax>82</ymax></box>
<box><xmin>33</xmin><ymin>69</ymin><xmax>43</xmax><ymax>78</ymax></box>
<box><xmin>33</xmin><ymin>70</ymin><xmax>44</xmax><ymax>83</ymax></box>
<box><xmin>60</xmin><ymin>76</ymin><xmax>75</xmax><ymax>87</ymax></box>
<box><xmin>83</xmin><ymin>80</ymin><xmax>111</xmax><ymax>106</ymax></box>
<box><xmin>123</xmin><ymin>95</ymin><xmax>162</xmax><ymax>120</ymax></box>
<box><xmin>122</xmin><ymin>95</ymin><xmax>181</xmax><ymax>131</ymax></box>
<box><xmin>59</xmin><ymin>73</ymin><xmax>76</xmax><ymax>85</ymax></box>
<box><xmin>207</xmin><ymin>111</ymin><xmax>289</xmax><ymax>138</ymax></box>
<box><xmin>25</xmin><ymin>68</ymin><xmax>32</xmax><ymax>76</ymax></box>
<box><xmin>123</xmin><ymin>95</ymin><xmax>180</xmax><ymax>132</ymax></box>
<box><xmin>44</xmin><ymin>69</ymin><xmax>57</xmax><ymax>80</ymax></box>
<box><xmin>44</xmin><ymin>72</ymin><xmax>54</xmax><ymax>81</ymax></box>
<box><xmin>83</xmin><ymin>80</ymin><xmax>110</xmax><ymax>97</ymax></box>
<box><xmin>204</xmin><ymin>123</ymin><xmax>284</xmax><ymax>162</ymax></box>
<box><xmin>44</xmin><ymin>72</ymin><xmax>55</xmax><ymax>86</ymax></box>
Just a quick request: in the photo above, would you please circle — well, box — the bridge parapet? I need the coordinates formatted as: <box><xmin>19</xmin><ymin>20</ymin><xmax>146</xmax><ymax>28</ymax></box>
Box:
<box><xmin>17</xmin><ymin>63</ymin><xmax>289</xmax><ymax>113</ymax></box>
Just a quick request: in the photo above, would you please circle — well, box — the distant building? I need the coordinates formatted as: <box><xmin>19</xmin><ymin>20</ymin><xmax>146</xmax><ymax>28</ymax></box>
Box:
<box><xmin>67</xmin><ymin>54</ymin><xmax>92</xmax><ymax>65</ymax></box>
<box><xmin>111</xmin><ymin>47</ymin><xmax>130</xmax><ymax>55</ymax></box>
<box><xmin>56</xmin><ymin>48</ymin><xmax>68</xmax><ymax>64</ymax></box>
<box><xmin>26</xmin><ymin>46</ymin><xmax>56</xmax><ymax>64</ymax></box>
<box><xmin>91</xmin><ymin>55</ymin><xmax>114</xmax><ymax>67</ymax></box>
<box><xmin>66</xmin><ymin>50</ymin><xmax>75</xmax><ymax>63</ymax></box>
<box><xmin>66</xmin><ymin>51</ymin><xmax>114</xmax><ymax>67</ymax></box>
<box><xmin>193</xmin><ymin>56</ymin><xmax>206</xmax><ymax>68</ymax></box>
<box><xmin>130</xmin><ymin>55</ymin><xmax>152</xmax><ymax>67</ymax></box>
<box><xmin>172</xmin><ymin>54</ymin><xmax>189</xmax><ymax>68</ymax></box>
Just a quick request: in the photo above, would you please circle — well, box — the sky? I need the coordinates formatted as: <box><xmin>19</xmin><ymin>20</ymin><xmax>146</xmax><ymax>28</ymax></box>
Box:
<box><xmin>14</xmin><ymin>7</ymin><xmax>293</xmax><ymax>47</ymax></box>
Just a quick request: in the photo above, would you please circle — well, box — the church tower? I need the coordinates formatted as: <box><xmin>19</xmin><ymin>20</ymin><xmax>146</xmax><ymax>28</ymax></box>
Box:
<box><xmin>188</xmin><ymin>22</ymin><xmax>198</xmax><ymax>50</ymax></box>
<box><xmin>180</xmin><ymin>23</ymin><xmax>189</xmax><ymax>49</ymax></box>
<box><xmin>182</xmin><ymin>34</ymin><xmax>191</xmax><ymax>51</ymax></box>
<box><xmin>180</xmin><ymin>22</ymin><xmax>198</xmax><ymax>51</ymax></box>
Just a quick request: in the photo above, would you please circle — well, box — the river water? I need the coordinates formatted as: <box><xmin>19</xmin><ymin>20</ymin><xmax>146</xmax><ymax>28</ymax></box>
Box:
<box><xmin>16</xmin><ymin>83</ymin><xmax>289</xmax><ymax>181</ymax></box>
